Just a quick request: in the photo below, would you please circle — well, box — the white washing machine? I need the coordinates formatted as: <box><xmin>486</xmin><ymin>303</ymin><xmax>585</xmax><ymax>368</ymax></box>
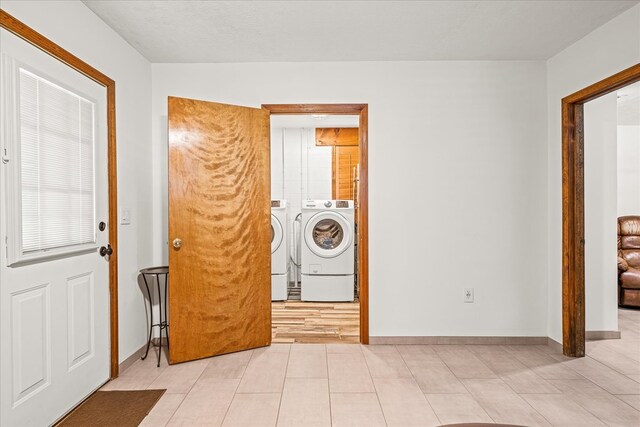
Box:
<box><xmin>301</xmin><ymin>200</ymin><xmax>355</xmax><ymax>301</ymax></box>
<box><xmin>271</xmin><ymin>200</ymin><xmax>289</xmax><ymax>301</ymax></box>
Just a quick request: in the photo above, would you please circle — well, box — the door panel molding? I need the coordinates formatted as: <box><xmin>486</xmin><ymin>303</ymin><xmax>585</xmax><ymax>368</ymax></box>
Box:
<box><xmin>0</xmin><ymin>9</ymin><xmax>119</xmax><ymax>377</ymax></box>
<box><xmin>67</xmin><ymin>273</ymin><xmax>95</xmax><ymax>370</ymax></box>
<box><xmin>263</xmin><ymin>103</ymin><xmax>369</xmax><ymax>344</ymax></box>
<box><xmin>561</xmin><ymin>63</ymin><xmax>640</xmax><ymax>357</ymax></box>
<box><xmin>11</xmin><ymin>284</ymin><xmax>50</xmax><ymax>405</ymax></box>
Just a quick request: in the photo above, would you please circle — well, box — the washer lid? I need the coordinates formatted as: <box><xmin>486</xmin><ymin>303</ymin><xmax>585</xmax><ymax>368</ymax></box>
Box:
<box><xmin>271</xmin><ymin>214</ymin><xmax>283</xmax><ymax>254</ymax></box>
<box><xmin>304</xmin><ymin>211</ymin><xmax>352</xmax><ymax>258</ymax></box>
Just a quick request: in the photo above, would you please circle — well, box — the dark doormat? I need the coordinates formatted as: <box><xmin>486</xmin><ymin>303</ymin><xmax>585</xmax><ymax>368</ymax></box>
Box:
<box><xmin>56</xmin><ymin>390</ymin><xmax>166</xmax><ymax>427</ymax></box>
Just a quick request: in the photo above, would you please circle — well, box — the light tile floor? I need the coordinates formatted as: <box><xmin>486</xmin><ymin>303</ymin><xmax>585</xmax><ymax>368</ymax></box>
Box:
<box><xmin>103</xmin><ymin>308</ymin><xmax>640</xmax><ymax>426</ymax></box>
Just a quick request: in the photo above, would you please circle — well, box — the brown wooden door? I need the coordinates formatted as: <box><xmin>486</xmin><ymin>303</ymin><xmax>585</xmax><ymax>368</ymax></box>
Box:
<box><xmin>168</xmin><ymin>96</ymin><xmax>271</xmax><ymax>364</ymax></box>
<box><xmin>332</xmin><ymin>145</ymin><xmax>360</xmax><ymax>200</ymax></box>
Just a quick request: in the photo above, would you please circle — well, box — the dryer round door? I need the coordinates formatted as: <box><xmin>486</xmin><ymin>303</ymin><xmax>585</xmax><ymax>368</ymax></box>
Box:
<box><xmin>304</xmin><ymin>211</ymin><xmax>353</xmax><ymax>258</ymax></box>
<box><xmin>271</xmin><ymin>214</ymin><xmax>283</xmax><ymax>254</ymax></box>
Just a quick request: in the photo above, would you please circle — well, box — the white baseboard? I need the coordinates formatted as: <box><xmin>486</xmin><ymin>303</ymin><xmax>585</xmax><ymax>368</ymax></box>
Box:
<box><xmin>586</xmin><ymin>330</ymin><xmax>621</xmax><ymax>340</ymax></box>
<box><xmin>118</xmin><ymin>343</ymin><xmax>147</xmax><ymax>374</ymax></box>
<box><xmin>369</xmin><ymin>336</ymin><xmax>548</xmax><ymax>345</ymax></box>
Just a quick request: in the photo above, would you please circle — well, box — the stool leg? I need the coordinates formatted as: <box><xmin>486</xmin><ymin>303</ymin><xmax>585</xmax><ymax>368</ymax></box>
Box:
<box><xmin>164</xmin><ymin>273</ymin><xmax>170</xmax><ymax>349</ymax></box>
<box><xmin>156</xmin><ymin>274</ymin><xmax>162</xmax><ymax>367</ymax></box>
<box><xmin>141</xmin><ymin>274</ymin><xmax>153</xmax><ymax>361</ymax></box>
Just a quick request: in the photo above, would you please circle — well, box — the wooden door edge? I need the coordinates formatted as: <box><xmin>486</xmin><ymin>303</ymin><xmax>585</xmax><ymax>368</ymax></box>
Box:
<box><xmin>1</xmin><ymin>10</ymin><xmax>120</xmax><ymax>377</ymax></box>
<box><xmin>561</xmin><ymin>63</ymin><xmax>640</xmax><ymax>357</ymax></box>
<box><xmin>263</xmin><ymin>103</ymin><xmax>369</xmax><ymax>345</ymax></box>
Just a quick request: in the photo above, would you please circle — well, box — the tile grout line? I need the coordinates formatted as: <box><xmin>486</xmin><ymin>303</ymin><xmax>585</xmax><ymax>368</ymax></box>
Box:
<box><xmin>237</xmin><ymin>349</ymin><xmax>254</xmax><ymax>378</ymax></box>
<box><xmin>219</xmin><ymin>350</ymin><xmax>257</xmax><ymax>426</ymax></box>
<box><xmin>585</xmin><ymin>352</ymin><xmax>640</xmax><ymax>381</ymax></box>
<box><xmin>163</xmin><ymin>358</ymin><xmax>217</xmax><ymax>425</ymax></box>
<box><xmin>180</xmin><ymin>360</ymin><xmax>209</xmax><ymax>395</ymax></box>
<box><xmin>612</xmin><ymin>394</ymin><xmax>640</xmax><ymax>413</ymax></box>
<box><xmin>451</xmin><ymin>346</ymin><xmax>557</xmax><ymax>425</ymax></box>
<box><xmin>392</xmin><ymin>346</ymin><xmax>439</xmax><ymax>423</ymax></box>
<box><xmin>586</xmin><ymin>340</ymin><xmax>639</xmax><ymax>366</ymax></box>
<box><xmin>429</xmin><ymin>345</ymin><xmax>468</xmax><ymax>391</ymax></box>
<box><xmin>139</xmin><ymin>352</ymin><xmax>170</xmax><ymax>390</ymax></box>
<box><xmin>402</xmin><ymin>345</ymin><xmax>466</xmax><ymax>426</ymax></box>
<box><xmin>325</xmin><ymin>347</ymin><xmax>333</xmax><ymax>426</ymax></box>
<box><xmin>549</xmin><ymin>347</ymin><xmax>640</xmax><ymax>394</ymax></box>
<box><xmin>218</xmin><ymin>385</ymin><xmax>241</xmax><ymax>427</ymax></box>
<box><xmin>562</xmin><ymin>376</ymin><xmax>640</xmax><ymax>425</ymax></box>
<box><xmin>455</xmin><ymin>369</ymin><xmax>498</xmax><ymax>425</ymax></box>
<box><xmin>157</xmin><ymin>394</ymin><xmax>186</xmax><ymax>427</ymax></box>
<box><xmin>551</xmin><ymin>309</ymin><xmax>640</xmax><ymax>425</ymax></box>
<box><xmin>588</xmin><ymin>351</ymin><xmax>640</xmax><ymax>377</ymax></box>
<box><xmin>476</xmin><ymin>359</ymin><xmax>556</xmax><ymax>426</ymax></box>
<box><xmin>436</xmin><ymin>345</ymin><xmax>499</xmax><ymax>381</ymax></box>
<box><xmin>274</xmin><ymin>345</ymin><xmax>292</xmax><ymax>427</ymax></box>
<box><xmin>323</xmin><ymin>344</ymin><xmax>329</xmax><ymax>381</ymax></box>
<box><xmin>227</xmin><ymin>357</ymin><xmax>254</xmax><ymax>425</ymax></box>
<box><xmin>502</xmin><ymin>344</ymin><xmax>595</xmax><ymax>387</ymax></box>
<box><xmin>363</xmin><ymin>345</ymin><xmax>389</xmax><ymax>427</ymax></box>
<box><xmin>480</xmin><ymin>349</ymin><xmax>564</xmax><ymax>394</ymax></box>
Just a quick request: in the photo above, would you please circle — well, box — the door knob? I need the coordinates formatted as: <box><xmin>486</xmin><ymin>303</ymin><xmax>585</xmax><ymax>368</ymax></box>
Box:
<box><xmin>99</xmin><ymin>244</ymin><xmax>113</xmax><ymax>257</ymax></box>
<box><xmin>173</xmin><ymin>238</ymin><xmax>183</xmax><ymax>249</ymax></box>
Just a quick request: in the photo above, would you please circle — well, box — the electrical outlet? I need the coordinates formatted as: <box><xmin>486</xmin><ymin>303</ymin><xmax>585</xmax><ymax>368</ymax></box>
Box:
<box><xmin>464</xmin><ymin>288</ymin><xmax>474</xmax><ymax>303</ymax></box>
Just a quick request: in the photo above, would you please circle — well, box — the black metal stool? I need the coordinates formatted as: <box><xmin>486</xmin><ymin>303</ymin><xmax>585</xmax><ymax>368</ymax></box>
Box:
<box><xmin>140</xmin><ymin>266</ymin><xmax>169</xmax><ymax>367</ymax></box>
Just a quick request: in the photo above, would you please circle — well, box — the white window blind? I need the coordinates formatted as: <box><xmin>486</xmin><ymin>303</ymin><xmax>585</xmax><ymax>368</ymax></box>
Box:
<box><xmin>19</xmin><ymin>69</ymin><xmax>95</xmax><ymax>254</ymax></box>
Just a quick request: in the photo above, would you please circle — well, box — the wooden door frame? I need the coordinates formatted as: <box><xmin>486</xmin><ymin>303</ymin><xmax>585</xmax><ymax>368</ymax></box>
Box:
<box><xmin>0</xmin><ymin>10</ymin><xmax>120</xmax><ymax>377</ymax></box>
<box><xmin>262</xmin><ymin>104</ymin><xmax>369</xmax><ymax>344</ymax></box>
<box><xmin>562</xmin><ymin>63</ymin><xmax>640</xmax><ymax>357</ymax></box>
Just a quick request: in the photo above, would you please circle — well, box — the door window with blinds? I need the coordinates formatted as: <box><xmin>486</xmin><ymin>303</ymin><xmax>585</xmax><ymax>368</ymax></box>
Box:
<box><xmin>5</xmin><ymin>66</ymin><xmax>97</xmax><ymax>263</ymax></box>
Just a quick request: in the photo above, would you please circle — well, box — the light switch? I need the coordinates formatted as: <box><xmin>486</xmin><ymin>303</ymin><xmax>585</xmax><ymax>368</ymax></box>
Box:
<box><xmin>120</xmin><ymin>207</ymin><xmax>131</xmax><ymax>225</ymax></box>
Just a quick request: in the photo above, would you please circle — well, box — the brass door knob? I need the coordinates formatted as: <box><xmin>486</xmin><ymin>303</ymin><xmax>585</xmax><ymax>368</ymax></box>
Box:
<box><xmin>172</xmin><ymin>238</ymin><xmax>183</xmax><ymax>249</ymax></box>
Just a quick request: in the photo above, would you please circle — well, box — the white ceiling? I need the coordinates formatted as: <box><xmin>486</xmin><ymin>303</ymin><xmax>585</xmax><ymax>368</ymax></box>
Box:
<box><xmin>271</xmin><ymin>115</ymin><xmax>359</xmax><ymax>129</ymax></box>
<box><xmin>618</xmin><ymin>82</ymin><xmax>640</xmax><ymax>126</ymax></box>
<box><xmin>83</xmin><ymin>1</ymin><xmax>639</xmax><ymax>63</ymax></box>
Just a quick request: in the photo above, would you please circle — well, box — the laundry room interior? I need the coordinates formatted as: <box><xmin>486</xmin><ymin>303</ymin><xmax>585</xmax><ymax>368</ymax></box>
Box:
<box><xmin>270</xmin><ymin>114</ymin><xmax>361</xmax><ymax>344</ymax></box>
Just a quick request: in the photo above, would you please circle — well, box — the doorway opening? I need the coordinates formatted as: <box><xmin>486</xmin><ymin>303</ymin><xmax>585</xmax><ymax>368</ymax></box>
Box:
<box><xmin>582</xmin><ymin>81</ymin><xmax>639</xmax><ymax>358</ymax></box>
<box><xmin>264</xmin><ymin>104</ymin><xmax>369</xmax><ymax>344</ymax></box>
<box><xmin>562</xmin><ymin>63</ymin><xmax>640</xmax><ymax>357</ymax></box>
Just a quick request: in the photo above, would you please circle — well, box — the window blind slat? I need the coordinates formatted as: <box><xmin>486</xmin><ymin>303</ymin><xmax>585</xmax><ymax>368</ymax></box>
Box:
<box><xmin>19</xmin><ymin>69</ymin><xmax>96</xmax><ymax>254</ymax></box>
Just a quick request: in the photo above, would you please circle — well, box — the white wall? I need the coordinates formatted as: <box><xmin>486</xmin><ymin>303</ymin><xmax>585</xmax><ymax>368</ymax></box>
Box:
<box><xmin>546</xmin><ymin>4</ymin><xmax>640</xmax><ymax>342</ymax></box>
<box><xmin>271</xmin><ymin>127</ymin><xmax>332</xmax><ymax>218</ymax></box>
<box><xmin>618</xmin><ymin>125</ymin><xmax>640</xmax><ymax>217</ymax></box>
<box><xmin>5</xmin><ymin>1</ymin><xmax>634</xmax><ymax>345</ymax></box>
<box><xmin>584</xmin><ymin>93</ymin><xmax>618</xmax><ymax>332</ymax></box>
<box><xmin>152</xmin><ymin>60</ymin><xmax>549</xmax><ymax>337</ymax></box>
<box><xmin>0</xmin><ymin>1</ymin><xmax>153</xmax><ymax>362</ymax></box>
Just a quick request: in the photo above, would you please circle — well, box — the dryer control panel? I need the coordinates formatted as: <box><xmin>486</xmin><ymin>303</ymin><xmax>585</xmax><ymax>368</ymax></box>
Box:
<box><xmin>303</xmin><ymin>200</ymin><xmax>353</xmax><ymax>209</ymax></box>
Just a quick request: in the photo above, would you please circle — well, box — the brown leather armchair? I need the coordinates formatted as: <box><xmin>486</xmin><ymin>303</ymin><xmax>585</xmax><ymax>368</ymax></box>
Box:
<box><xmin>618</xmin><ymin>216</ymin><xmax>640</xmax><ymax>308</ymax></box>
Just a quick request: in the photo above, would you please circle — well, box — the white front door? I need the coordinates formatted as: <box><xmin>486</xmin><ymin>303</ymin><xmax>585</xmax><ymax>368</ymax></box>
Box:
<box><xmin>0</xmin><ymin>29</ymin><xmax>111</xmax><ymax>426</ymax></box>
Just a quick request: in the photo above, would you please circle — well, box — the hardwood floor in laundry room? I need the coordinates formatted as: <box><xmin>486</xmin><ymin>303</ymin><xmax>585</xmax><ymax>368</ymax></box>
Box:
<box><xmin>271</xmin><ymin>301</ymin><xmax>360</xmax><ymax>344</ymax></box>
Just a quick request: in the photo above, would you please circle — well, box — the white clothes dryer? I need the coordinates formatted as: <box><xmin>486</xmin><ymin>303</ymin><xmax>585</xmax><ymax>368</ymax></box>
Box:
<box><xmin>301</xmin><ymin>200</ymin><xmax>355</xmax><ymax>301</ymax></box>
<box><xmin>271</xmin><ymin>200</ymin><xmax>288</xmax><ymax>300</ymax></box>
